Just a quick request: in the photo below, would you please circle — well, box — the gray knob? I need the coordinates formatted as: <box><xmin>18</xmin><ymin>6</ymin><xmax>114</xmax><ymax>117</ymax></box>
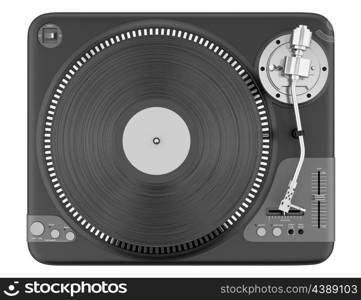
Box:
<box><xmin>66</xmin><ymin>231</ymin><xmax>75</xmax><ymax>241</ymax></box>
<box><xmin>272</xmin><ymin>227</ymin><xmax>282</xmax><ymax>237</ymax></box>
<box><xmin>256</xmin><ymin>227</ymin><xmax>267</xmax><ymax>237</ymax></box>
<box><xmin>50</xmin><ymin>229</ymin><xmax>60</xmax><ymax>239</ymax></box>
<box><xmin>30</xmin><ymin>222</ymin><xmax>45</xmax><ymax>236</ymax></box>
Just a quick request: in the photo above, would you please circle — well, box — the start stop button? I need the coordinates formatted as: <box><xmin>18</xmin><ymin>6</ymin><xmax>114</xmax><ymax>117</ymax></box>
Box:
<box><xmin>38</xmin><ymin>24</ymin><xmax>63</xmax><ymax>48</ymax></box>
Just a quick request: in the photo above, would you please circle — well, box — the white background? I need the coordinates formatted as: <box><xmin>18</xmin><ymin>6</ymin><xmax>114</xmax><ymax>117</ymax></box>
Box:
<box><xmin>0</xmin><ymin>0</ymin><xmax>359</xmax><ymax>278</ymax></box>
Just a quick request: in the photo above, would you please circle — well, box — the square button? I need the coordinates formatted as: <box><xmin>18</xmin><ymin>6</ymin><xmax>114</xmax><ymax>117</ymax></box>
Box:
<box><xmin>43</xmin><ymin>28</ymin><xmax>58</xmax><ymax>42</ymax></box>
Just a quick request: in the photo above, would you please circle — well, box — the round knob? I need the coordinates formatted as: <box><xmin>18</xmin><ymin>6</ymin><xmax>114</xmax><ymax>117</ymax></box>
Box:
<box><xmin>66</xmin><ymin>231</ymin><xmax>75</xmax><ymax>241</ymax></box>
<box><xmin>256</xmin><ymin>227</ymin><xmax>266</xmax><ymax>237</ymax></box>
<box><xmin>30</xmin><ymin>222</ymin><xmax>45</xmax><ymax>236</ymax></box>
<box><xmin>50</xmin><ymin>229</ymin><xmax>60</xmax><ymax>239</ymax></box>
<box><xmin>272</xmin><ymin>227</ymin><xmax>282</xmax><ymax>237</ymax></box>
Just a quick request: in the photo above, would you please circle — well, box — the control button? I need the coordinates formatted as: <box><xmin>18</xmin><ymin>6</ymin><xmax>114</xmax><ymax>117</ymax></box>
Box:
<box><xmin>50</xmin><ymin>229</ymin><xmax>60</xmax><ymax>239</ymax></box>
<box><xmin>43</xmin><ymin>28</ymin><xmax>58</xmax><ymax>42</ymax></box>
<box><xmin>256</xmin><ymin>227</ymin><xmax>267</xmax><ymax>237</ymax></box>
<box><xmin>30</xmin><ymin>222</ymin><xmax>45</xmax><ymax>236</ymax></box>
<box><xmin>38</xmin><ymin>24</ymin><xmax>63</xmax><ymax>48</ymax></box>
<box><xmin>66</xmin><ymin>231</ymin><xmax>75</xmax><ymax>241</ymax></box>
<box><xmin>272</xmin><ymin>227</ymin><xmax>282</xmax><ymax>237</ymax></box>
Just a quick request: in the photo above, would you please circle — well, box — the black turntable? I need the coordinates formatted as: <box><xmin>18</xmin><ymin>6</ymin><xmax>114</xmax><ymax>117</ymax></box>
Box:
<box><xmin>28</xmin><ymin>13</ymin><xmax>334</xmax><ymax>264</ymax></box>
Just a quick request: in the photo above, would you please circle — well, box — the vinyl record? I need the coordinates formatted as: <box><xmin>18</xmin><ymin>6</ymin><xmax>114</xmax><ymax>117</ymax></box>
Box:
<box><xmin>40</xmin><ymin>25</ymin><xmax>271</xmax><ymax>255</ymax></box>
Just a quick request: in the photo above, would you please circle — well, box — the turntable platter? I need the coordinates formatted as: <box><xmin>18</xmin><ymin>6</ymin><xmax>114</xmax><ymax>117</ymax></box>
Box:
<box><xmin>39</xmin><ymin>26</ymin><xmax>271</xmax><ymax>255</ymax></box>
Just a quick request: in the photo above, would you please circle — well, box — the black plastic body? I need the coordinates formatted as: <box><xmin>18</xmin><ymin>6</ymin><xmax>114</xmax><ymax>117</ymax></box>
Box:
<box><xmin>28</xmin><ymin>13</ymin><xmax>334</xmax><ymax>264</ymax></box>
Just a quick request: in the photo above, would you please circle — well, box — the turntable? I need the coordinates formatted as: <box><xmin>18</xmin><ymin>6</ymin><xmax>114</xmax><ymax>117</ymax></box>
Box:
<box><xmin>28</xmin><ymin>13</ymin><xmax>334</xmax><ymax>264</ymax></box>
